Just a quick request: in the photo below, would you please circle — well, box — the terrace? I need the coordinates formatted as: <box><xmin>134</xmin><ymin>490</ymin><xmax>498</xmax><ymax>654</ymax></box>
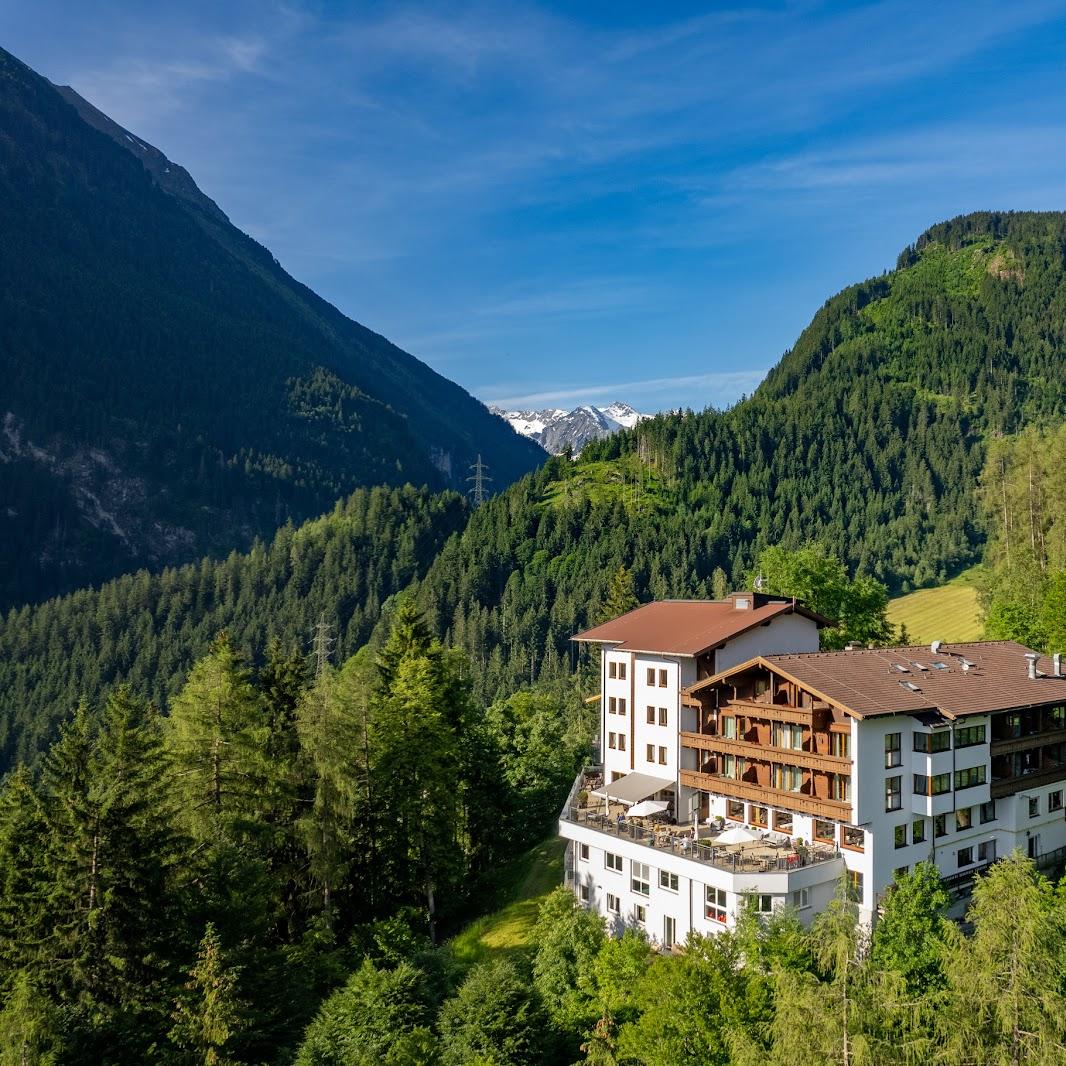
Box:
<box><xmin>560</xmin><ymin>768</ymin><xmax>841</xmax><ymax>876</ymax></box>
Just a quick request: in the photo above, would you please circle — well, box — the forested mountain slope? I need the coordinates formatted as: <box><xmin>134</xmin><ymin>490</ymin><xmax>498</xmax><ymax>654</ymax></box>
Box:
<box><xmin>412</xmin><ymin>212</ymin><xmax>1066</xmax><ymax>698</ymax></box>
<box><xmin>0</xmin><ymin>46</ymin><xmax>543</xmax><ymax>609</ymax></box>
<box><xmin>0</xmin><ymin>485</ymin><xmax>467</xmax><ymax>769</ymax></box>
<box><xmin>4</xmin><ymin>212</ymin><xmax>1065</xmax><ymax>766</ymax></box>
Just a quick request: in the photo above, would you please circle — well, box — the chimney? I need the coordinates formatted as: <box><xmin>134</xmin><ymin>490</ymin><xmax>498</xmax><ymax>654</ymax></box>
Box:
<box><xmin>1055</xmin><ymin>653</ymin><xmax>1062</xmax><ymax>678</ymax></box>
<box><xmin>931</xmin><ymin>640</ymin><xmax>943</xmax><ymax>655</ymax></box>
<box><xmin>1025</xmin><ymin>652</ymin><xmax>1039</xmax><ymax>681</ymax></box>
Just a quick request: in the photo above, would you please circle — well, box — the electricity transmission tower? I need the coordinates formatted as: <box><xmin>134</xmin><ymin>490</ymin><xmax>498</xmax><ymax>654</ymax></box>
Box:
<box><xmin>311</xmin><ymin>614</ymin><xmax>335</xmax><ymax>679</ymax></box>
<box><xmin>467</xmin><ymin>454</ymin><xmax>491</xmax><ymax>505</ymax></box>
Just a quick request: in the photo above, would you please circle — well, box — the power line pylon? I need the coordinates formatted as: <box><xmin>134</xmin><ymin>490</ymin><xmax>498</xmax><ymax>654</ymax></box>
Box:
<box><xmin>467</xmin><ymin>454</ymin><xmax>491</xmax><ymax>505</ymax></box>
<box><xmin>311</xmin><ymin>614</ymin><xmax>335</xmax><ymax>679</ymax></box>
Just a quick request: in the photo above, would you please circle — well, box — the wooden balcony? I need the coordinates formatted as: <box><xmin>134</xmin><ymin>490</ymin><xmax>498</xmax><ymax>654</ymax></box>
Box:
<box><xmin>990</xmin><ymin>728</ymin><xmax>1066</xmax><ymax>757</ymax></box>
<box><xmin>679</xmin><ymin>731</ymin><xmax>852</xmax><ymax>775</ymax></box>
<box><xmin>679</xmin><ymin>769</ymin><xmax>853</xmax><ymax>820</ymax></box>
<box><xmin>721</xmin><ymin>698</ymin><xmax>818</xmax><ymax>727</ymax></box>
<box><xmin>990</xmin><ymin>765</ymin><xmax>1066</xmax><ymax>799</ymax></box>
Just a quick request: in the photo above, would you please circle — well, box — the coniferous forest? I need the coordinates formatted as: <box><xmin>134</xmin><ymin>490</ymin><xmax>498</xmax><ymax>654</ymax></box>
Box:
<box><xmin>5</xmin><ymin>32</ymin><xmax>1066</xmax><ymax>1066</ymax></box>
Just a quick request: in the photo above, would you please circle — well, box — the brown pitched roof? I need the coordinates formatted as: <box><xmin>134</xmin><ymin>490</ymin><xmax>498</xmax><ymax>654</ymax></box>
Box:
<box><xmin>688</xmin><ymin>641</ymin><xmax>1066</xmax><ymax>720</ymax></box>
<box><xmin>571</xmin><ymin>597</ymin><xmax>826</xmax><ymax>657</ymax></box>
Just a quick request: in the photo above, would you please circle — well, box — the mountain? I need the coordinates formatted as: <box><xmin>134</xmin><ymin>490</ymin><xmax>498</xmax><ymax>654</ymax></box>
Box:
<box><xmin>414</xmin><ymin>211</ymin><xmax>1066</xmax><ymax>699</ymax></box>
<box><xmin>489</xmin><ymin>401</ymin><xmax>649</xmax><ymax>453</ymax></box>
<box><xmin>7</xmin><ymin>210</ymin><xmax>1066</xmax><ymax>766</ymax></box>
<box><xmin>0</xmin><ymin>46</ymin><xmax>544</xmax><ymax>610</ymax></box>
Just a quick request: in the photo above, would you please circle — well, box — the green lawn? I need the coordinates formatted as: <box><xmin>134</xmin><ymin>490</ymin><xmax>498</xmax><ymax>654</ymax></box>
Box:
<box><xmin>446</xmin><ymin>837</ymin><xmax>565</xmax><ymax>970</ymax></box>
<box><xmin>887</xmin><ymin>568</ymin><xmax>983</xmax><ymax>645</ymax></box>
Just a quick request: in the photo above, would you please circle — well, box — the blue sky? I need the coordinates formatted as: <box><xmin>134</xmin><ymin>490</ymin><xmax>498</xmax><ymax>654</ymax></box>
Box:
<box><xmin>8</xmin><ymin>1</ymin><xmax>1066</xmax><ymax>411</ymax></box>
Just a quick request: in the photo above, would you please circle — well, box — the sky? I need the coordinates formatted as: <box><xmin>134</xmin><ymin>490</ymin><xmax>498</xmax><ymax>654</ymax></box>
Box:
<box><xmin>7</xmin><ymin>1</ymin><xmax>1066</xmax><ymax>412</ymax></box>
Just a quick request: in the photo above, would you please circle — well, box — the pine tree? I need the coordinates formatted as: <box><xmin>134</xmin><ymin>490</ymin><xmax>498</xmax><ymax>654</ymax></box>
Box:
<box><xmin>597</xmin><ymin>566</ymin><xmax>640</xmax><ymax>624</ymax></box>
<box><xmin>0</xmin><ymin>767</ymin><xmax>47</xmax><ymax>987</ymax></box>
<box><xmin>169</xmin><ymin>923</ymin><xmax>248</xmax><ymax>1065</ymax></box>
<box><xmin>166</xmin><ymin>634</ymin><xmax>270</xmax><ymax>843</ymax></box>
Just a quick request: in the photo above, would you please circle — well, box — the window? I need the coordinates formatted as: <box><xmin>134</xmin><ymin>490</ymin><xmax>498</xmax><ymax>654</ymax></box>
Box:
<box><xmin>607</xmin><ymin>893</ymin><xmax>620</xmax><ymax>915</ymax></box>
<box><xmin>773</xmin><ymin>723</ymin><xmax>804</xmax><ymax>750</ymax></box>
<box><xmin>894</xmin><ymin>824</ymin><xmax>908</xmax><ymax>849</ymax></box>
<box><xmin>885</xmin><ymin>733</ymin><xmax>902</xmax><ymax>768</ymax></box>
<box><xmin>605</xmin><ymin>852</ymin><xmax>622</xmax><ymax>872</ymax></box>
<box><xmin>609</xmin><ymin>696</ymin><xmax>617</xmax><ymax>714</ymax></box>
<box><xmin>706</xmin><ymin>886</ymin><xmax>727</xmax><ymax>923</ymax></box>
<box><xmin>618</xmin><ymin>698</ymin><xmax>627</xmax><ymax>715</ymax></box>
<box><xmin>847</xmin><ymin>870</ymin><xmax>864</xmax><ymax>902</ymax></box>
<box><xmin>663</xmin><ymin>915</ymin><xmax>676</xmax><ymax>949</ymax></box>
<box><xmin>955</xmin><ymin>724</ymin><xmax>986</xmax><ymax>748</ymax></box>
<box><xmin>1030</xmin><ymin>796</ymin><xmax>1040</xmax><ymax>818</ymax></box>
<box><xmin>647</xmin><ymin>743</ymin><xmax>655</xmax><ymax>762</ymax></box>
<box><xmin>726</xmin><ymin>800</ymin><xmax>744</xmax><ymax>820</ymax></box>
<box><xmin>579</xmin><ymin>843</ymin><xmax>589</xmax><ymax>862</ymax></box>
<box><xmin>830</xmin><ymin>774</ymin><xmax>851</xmax><ymax>802</ymax></box>
<box><xmin>646</xmin><ymin>668</ymin><xmax>655</xmax><ymax>686</ymax></box>
<box><xmin>618</xmin><ymin>735</ymin><xmax>626</xmax><ymax>752</ymax></box>
<box><xmin>659</xmin><ymin>669</ymin><xmax>668</xmax><ymax>688</ymax></box>
<box><xmin>934</xmin><ymin>814</ymin><xmax>947</xmax><ymax>838</ymax></box>
<box><xmin>885</xmin><ymin>776</ymin><xmax>902</xmax><ymax>811</ymax></box>
<box><xmin>659</xmin><ymin>870</ymin><xmax>679</xmax><ymax>892</ymax></box>
<box><xmin>841</xmin><ymin>825</ymin><xmax>864</xmax><ymax>851</ymax></box>
<box><xmin>632</xmin><ymin>862</ymin><xmax>651</xmax><ymax>896</ymax></box>
<box><xmin>579</xmin><ymin>883</ymin><xmax>590</xmax><ymax>903</ymax></box>
<box><xmin>814</xmin><ymin>819</ymin><xmax>835</xmax><ymax>842</ymax></box>
<box><xmin>955</xmin><ymin>807</ymin><xmax>972</xmax><ymax>832</ymax></box>
<box><xmin>634</xmin><ymin>903</ymin><xmax>647</xmax><ymax>925</ymax></box>
<box><xmin>978</xmin><ymin>840</ymin><xmax>996</xmax><ymax>863</ymax></box>
<box><xmin>1050</xmin><ymin>705</ymin><xmax>1066</xmax><ymax>729</ymax></box>
<box><xmin>773</xmin><ymin>810</ymin><xmax>793</xmax><ymax>833</ymax></box>
<box><xmin>980</xmin><ymin>800</ymin><xmax>996</xmax><ymax>823</ymax></box>
<box><xmin>830</xmin><ymin>732</ymin><xmax>850</xmax><ymax>758</ymax></box>
<box><xmin>608</xmin><ymin>732</ymin><xmax>617</xmax><ymax>749</ymax></box>
<box><xmin>618</xmin><ymin>662</ymin><xmax>627</xmax><ymax>680</ymax></box>
<box><xmin>772</xmin><ymin>764</ymin><xmax>803</xmax><ymax>792</ymax></box>
<box><xmin>609</xmin><ymin>661</ymin><xmax>617</xmax><ymax>679</ymax></box>
<box><xmin>912</xmin><ymin>819</ymin><xmax>926</xmax><ymax>844</ymax></box>
<box><xmin>792</xmin><ymin>887</ymin><xmax>810</xmax><ymax>909</ymax></box>
<box><xmin>658</xmin><ymin>746</ymin><xmax>668</xmax><ymax>765</ymax></box>
<box><xmin>1051</xmin><ymin>791</ymin><xmax>1064</xmax><ymax>812</ymax></box>
<box><xmin>914</xmin><ymin>731</ymin><xmax>951</xmax><ymax>753</ymax></box>
<box><xmin>958</xmin><ymin>847</ymin><xmax>974</xmax><ymax>868</ymax></box>
<box><xmin>745</xmin><ymin>893</ymin><xmax>773</xmax><ymax>914</ymax></box>
<box><xmin>659</xmin><ymin>707</ymin><xmax>668</xmax><ymax>727</ymax></box>
<box><xmin>721</xmin><ymin>716</ymin><xmax>736</xmax><ymax>739</ymax></box>
<box><xmin>750</xmin><ymin>805</ymin><xmax>768</xmax><ymax>827</ymax></box>
<box><xmin>647</xmin><ymin>706</ymin><xmax>655</xmax><ymax>724</ymax></box>
<box><xmin>913</xmin><ymin>773</ymin><xmax>951</xmax><ymax>796</ymax></box>
<box><xmin>891</xmin><ymin>866</ymin><xmax>908</xmax><ymax>881</ymax></box>
<box><xmin>955</xmin><ymin>766</ymin><xmax>986</xmax><ymax>791</ymax></box>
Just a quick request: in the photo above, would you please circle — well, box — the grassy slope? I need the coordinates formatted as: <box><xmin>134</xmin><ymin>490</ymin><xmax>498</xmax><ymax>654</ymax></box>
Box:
<box><xmin>887</xmin><ymin>568</ymin><xmax>983</xmax><ymax>644</ymax></box>
<box><xmin>446</xmin><ymin>837</ymin><xmax>565</xmax><ymax>969</ymax></box>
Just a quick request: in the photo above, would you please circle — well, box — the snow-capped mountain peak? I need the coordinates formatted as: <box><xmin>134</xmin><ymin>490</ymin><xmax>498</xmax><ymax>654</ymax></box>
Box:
<box><xmin>488</xmin><ymin>401</ymin><xmax>650</xmax><ymax>454</ymax></box>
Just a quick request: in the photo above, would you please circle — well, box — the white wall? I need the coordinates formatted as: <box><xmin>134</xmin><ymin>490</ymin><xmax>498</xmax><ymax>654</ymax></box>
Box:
<box><xmin>715</xmin><ymin>612</ymin><xmax>820</xmax><ymax>673</ymax></box>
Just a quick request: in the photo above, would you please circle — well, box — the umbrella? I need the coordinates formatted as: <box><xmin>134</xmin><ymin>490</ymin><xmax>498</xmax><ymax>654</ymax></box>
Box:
<box><xmin>714</xmin><ymin>825</ymin><xmax>762</xmax><ymax>845</ymax></box>
<box><xmin>627</xmin><ymin>799</ymin><xmax>670</xmax><ymax>818</ymax></box>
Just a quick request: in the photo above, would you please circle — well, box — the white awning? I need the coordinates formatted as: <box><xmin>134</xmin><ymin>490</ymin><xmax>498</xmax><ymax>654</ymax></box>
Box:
<box><xmin>590</xmin><ymin>772</ymin><xmax>674</xmax><ymax>806</ymax></box>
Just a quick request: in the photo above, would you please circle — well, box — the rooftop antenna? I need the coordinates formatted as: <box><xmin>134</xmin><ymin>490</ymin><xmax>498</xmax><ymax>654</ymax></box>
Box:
<box><xmin>467</xmin><ymin>454</ymin><xmax>491</xmax><ymax>505</ymax></box>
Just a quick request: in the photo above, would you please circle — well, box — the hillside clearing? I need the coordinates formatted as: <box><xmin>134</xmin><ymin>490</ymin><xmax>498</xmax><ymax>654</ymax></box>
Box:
<box><xmin>446</xmin><ymin>836</ymin><xmax>564</xmax><ymax>969</ymax></box>
<box><xmin>887</xmin><ymin>568</ymin><xmax>983</xmax><ymax>645</ymax></box>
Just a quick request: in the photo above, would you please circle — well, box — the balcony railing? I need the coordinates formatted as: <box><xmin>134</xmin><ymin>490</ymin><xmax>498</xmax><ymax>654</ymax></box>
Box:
<box><xmin>562</xmin><ymin>803</ymin><xmax>842</xmax><ymax>876</ymax></box>
<box><xmin>678</xmin><ymin>768</ymin><xmax>853</xmax><ymax>820</ymax></box>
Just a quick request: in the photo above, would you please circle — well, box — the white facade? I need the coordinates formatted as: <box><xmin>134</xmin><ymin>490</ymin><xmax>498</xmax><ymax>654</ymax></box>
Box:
<box><xmin>568</xmin><ymin>610</ymin><xmax>1066</xmax><ymax>936</ymax></box>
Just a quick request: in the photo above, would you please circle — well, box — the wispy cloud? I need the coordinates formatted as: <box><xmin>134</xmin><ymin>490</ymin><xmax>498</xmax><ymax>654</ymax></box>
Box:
<box><xmin>483</xmin><ymin>370</ymin><xmax>768</xmax><ymax>411</ymax></box>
